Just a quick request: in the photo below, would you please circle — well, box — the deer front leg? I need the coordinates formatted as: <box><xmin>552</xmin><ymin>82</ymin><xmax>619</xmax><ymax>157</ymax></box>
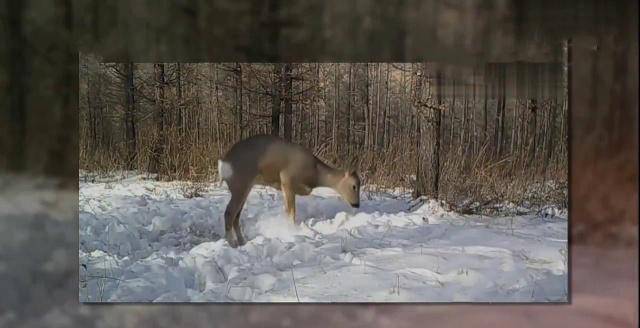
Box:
<box><xmin>224</xmin><ymin>180</ymin><xmax>251</xmax><ymax>248</ymax></box>
<box><xmin>280</xmin><ymin>174</ymin><xmax>296</xmax><ymax>224</ymax></box>
<box><xmin>224</xmin><ymin>201</ymin><xmax>238</xmax><ymax>248</ymax></box>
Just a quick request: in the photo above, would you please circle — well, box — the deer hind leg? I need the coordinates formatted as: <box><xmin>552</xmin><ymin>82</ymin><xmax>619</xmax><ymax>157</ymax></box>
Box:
<box><xmin>224</xmin><ymin>179</ymin><xmax>252</xmax><ymax>247</ymax></box>
<box><xmin>280</xmin><ymin>173</ymin><xmax>296</xmax><ymax>224</ymax></box>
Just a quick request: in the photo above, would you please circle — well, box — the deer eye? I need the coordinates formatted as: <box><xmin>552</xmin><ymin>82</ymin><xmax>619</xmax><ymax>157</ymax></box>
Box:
<box><xmin>352</xmin><ymin>185</ymin><xmax>356</xmax><ymax>191</ymax></box>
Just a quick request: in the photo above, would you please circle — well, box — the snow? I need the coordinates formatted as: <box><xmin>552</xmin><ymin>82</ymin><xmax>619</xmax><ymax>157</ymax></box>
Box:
<box><xmin>79</xmin><ymin>174</ymin><xmax>568</xmax><ymax>302</ymax></box>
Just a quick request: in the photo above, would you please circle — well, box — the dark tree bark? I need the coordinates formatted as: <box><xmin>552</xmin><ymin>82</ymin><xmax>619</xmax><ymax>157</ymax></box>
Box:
<box><xmin>375</xmin><ymin>63</ymin><xmax>382</xmax><ymax>149</ymax></box>
<box><xmin>413</xmin><ymin>64</ymin><xmax>431</xmax><ymax>199</ymax></box>
<box><xmin>234</xmin><ymin>63</ymin><xmax>244</xmax><ymax>140</ymax></box>
<box><xmin>461</xmin><ymin>76</ymin><xmax>468</xmax><ymax>154</ymax></box>
<box><xmin>529</xmin><ymin>98</ymin><xmax>538</xmax><ymax>166</ymax></box>
<box><xmin>332</xmin><ymin>63</ymin><xmax>340</xmax><ymax>157</ymax></box>
<box><xmin>432</xmin><ymin>68</ymin><xmax>443</xmax><ymax>198</ymax></box>
<box><xmin>364</xmin><ymin>63</ymin><xmax>371</xmax><ymax>150</ymax></box>
<box><xmin>512</xmin><ymin>64</ymin><xmax>521</xmax><ymax>155</ymax></box>
<box><xmin>494</xmin><ymin>64</ymin><xmax>506</xmax><ymax>158</ymax></box>
<box><xmin>483</xmin><ymin>67</ymin><xmax>489</xmax><ymax>145</ymax></box>
<box><xmin>345</xmin><ymin>64</ymin><xmax>353</xmax><ymax>155</ymax></box>
<box><xmin>564</xmin><ymin>38</ymin><xmax>571</xmax><ymax>158</ymax></box>
<box><xmin>149</xmin><ymin>63</ymin><xmax>166</xmax><ymax>176</ymax></box>
<box><xmin>545</xmin><ymin>62</ymin><xmax>558</xmax><ymax>170</ymax></box>
<box><xmin>213</xmin><ymin>64</ymin><xmax>223</xmax><ymax>157</ymax></box>
<box><xmin>470</xmin><ymin>68</ymin><xmax>477</xmax><ymax>156</ymax></box>
<box><xmin>500</xmin><ymin>65</ymin><xmax>507</xmax><ymax>156</ymax></box>
<box><xmin>86</xmin><ymin>63</ymin><xmax>98</xmax><ymax>157</ymax></box>
<box><xmin>313</xmin><ymin>64</ymin><xmax>320</xmax><ymax>147</ymax></box>
<box><xmin>271</xmin><ymin>63</ymin><xmax>283</xmax><ymax>136</ymax></box>
<box><xmin>123</xmin><ymin>62</ymin><xmax>137</xmax><ymax>169</ymax></box>
<box><xmin>283</xmin><ymin>63</ymin><xmax>293</xmax><ymax>141</ymax></box>
<box><xmin>383</xmin><ymin>63</ymin><xmax>390</xmax><ymax>148</ymax></box>
<box><xmin>297</xmin><ymin>69</ymin><xmax>305</xmax><ymax>144</ymax></box>
<box><xmin>176</xmin><ymin>63</ymin><xmax>183</xmax><ymax>133</ymax></box>
<box><xmin>401</xmin><ymin>65</ymin><xmax>408</xmax><ymax>146</ymax></box>
<box><xmin>450</xmin><ymin>77</ymin><xmax>456</xmax><ymax>149</ymax></box>
<box><xmin>323</xmin><ymin>68</ymin><xmax>330</xmax><ymax>143</ymax></box>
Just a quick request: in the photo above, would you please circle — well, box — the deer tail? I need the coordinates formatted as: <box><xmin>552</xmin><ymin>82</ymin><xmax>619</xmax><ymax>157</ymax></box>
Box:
<box><xmin>218</xmin><ymin>159</ymin><xmax>233</xmax><ymax>182</ymax></box>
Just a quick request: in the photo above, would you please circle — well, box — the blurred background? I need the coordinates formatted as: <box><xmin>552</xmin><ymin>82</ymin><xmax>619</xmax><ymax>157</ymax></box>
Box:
<box><xmin>0</xmin><ymin>0</ymin><xmax>637</xmax><ymax>327</ymax></box>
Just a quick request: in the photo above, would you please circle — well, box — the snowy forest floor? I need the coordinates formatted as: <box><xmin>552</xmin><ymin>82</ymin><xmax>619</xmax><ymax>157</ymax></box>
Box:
<box><xmin>78</xmin><ymin>172</ymin><xmax>568</xmax><ymax>302</ymax></box>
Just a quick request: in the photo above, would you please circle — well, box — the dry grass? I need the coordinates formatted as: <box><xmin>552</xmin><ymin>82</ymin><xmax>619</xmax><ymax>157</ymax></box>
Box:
<box><xmin>81</xmin><ymin>133</ymin><xmax>567</xmax><ymax>213</ymax></box>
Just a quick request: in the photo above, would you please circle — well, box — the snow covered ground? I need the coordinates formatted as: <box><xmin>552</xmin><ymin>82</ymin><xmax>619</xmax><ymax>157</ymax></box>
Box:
<box><xmin>79</xmin><ymin>173</ymin><xmax>568</xmax><ymax>303</ymax></box>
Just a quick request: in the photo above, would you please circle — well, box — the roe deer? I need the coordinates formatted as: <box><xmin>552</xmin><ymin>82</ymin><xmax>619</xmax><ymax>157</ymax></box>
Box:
<box><xmin>218</xmin><ymin>134</ymin><xmax>360</xmax><ymax>247</ymax></box>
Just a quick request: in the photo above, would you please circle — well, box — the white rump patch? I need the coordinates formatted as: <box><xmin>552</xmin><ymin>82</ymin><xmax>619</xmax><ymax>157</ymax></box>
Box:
<box><xmin>218</xmin><ymin>160</ymin><xmax>233</xmax><ymax>181</ymax></box>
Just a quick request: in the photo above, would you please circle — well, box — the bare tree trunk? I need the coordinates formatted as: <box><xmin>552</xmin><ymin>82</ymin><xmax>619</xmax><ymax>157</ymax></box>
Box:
<box><xmin>463</xmin><ymin>77</ymin><xmax>471</xmax><ymax>163</ymax></box>
<box><xmin>528</xmin><ymin>98</ymin><xmax>538</xmax><ymax>167</ymax></box>
<box><xmin>413</xmin><ymin>65</ymin><xmax>425</xmax><ymax>198</ymax></box>
<box><xmin>283</xmin><ymin>63</ymin><xmax>293</xmax><ymax>141</ymax></box>
<box><xmin>494</xmin><ymin>66</ymin><xmax>501</xmax><ymax>158</ymax></box>
<box><xmin>346</xmin><ymin>64</ymin><xmax>353</xmax><ymax>156</ymax></box>
<box><xmin>563</xmin><ymin>38</ymin><xmax>571</xmax><ymax>160</ymax></box>
<box><xmin>213</xmin><ymin>64</ymin><xmax>223</xmax><ymax>157</ymax></box>
<box><xmin>364</xmin><ymin>63</ymin><xmax>371</xmax><ymax>151</ymax></box>
<box><xmin>234</xmin><ymin>63</ymin><xmax>244</xmax><ymax>141</ymax></box>
<box><xmin>123</xmin><ymin>62</ymin><xmax>137</xmax><ymax>170</ymax></box>
<box><xmin>401</xmin><ymin>65</ymin><xmax>408</xmax><ymax>147</ymax></box>
<box><xmin>375</xmin><ymin>63</ymin><xmax>382</xmax><ymax>149</ymax></box>
<box><xmin>461</xmin><ymin>77</ymin><xmax>467</xmax><ymax>154</ymax></box>
<box><xmin>522</xmin><ymin>65</ymin><xmax>530</xmax><ymax>160</ymax></box>
<box><xmin>545</xmin><ymin>63</ymin><xmax>558</xmax><ymax>172</ymax></box>
<box><xmin>86</xmin><ymin>64</ymin><xmax>97</xmax><ymax>157</ymax></box>
<box><xmin>471</xmin><ymin>68</ymin><xmax>477</xmax><ymax>156</ymax></box>
<box><xmin>450</xmin><ymin>78</ymin><xmax>456</xmax><ymax>149</ymax></box>
<box><xmin>297</xmin><ymin>69</ymin><xmax>304</xmax><ymax>145</ymax></box>
<box><xmin>494</xmin><ymin>64</ymin><xmax>505</xmax><ymax>158</ymax></box>
<box><xmin>511</xmin><ymin>65</ymin><xmax>520</xmax><ymax>156</ymax></box>
<box><xmin>500</xmin><ymin>65</ymin><xmax>507</xmax><ymax>157</ymax></box>
<box><xmin>323</xmin><ymin>70</ymin><xmax>330</xmax><ymax>144</ymax></box>
<box><xmin>195</xmin><ymin>74</ymin><xmax>203</xmax><ymax>145</ymax></box>
<box><xmin>383</xmin><ymin>63</ymin><xmax>391</xmax><ymax>148</ymax></box>
<box><xmin>332</xmin><ymin>63</ymin><xmax>339</xmax><ymax>157</ymax></box>
<box><xmin>271</xmin><ymin>64</ymin><xmax>283</xmax><ymax>136</ymax></box>
<box><xmin>149</xmin><ymin>63</ymin><xmax>166</xmax><ymax>176</ymax></box>
<box><xmin>314</xmin><ymin>64</ymin><xmax>320</xmax><ymax>148</ymax></box>
<box><xmin>176</xmin><ymin>63</ymin><xmax>183</xmax><ymax>134</ymax></box>
<box><xmin>432</xmin><ymin>67</ymin><xmax>443</xmax><ymax>198</ymax></box>
<box><xmin>483</xmin><ymin>67</ymin><xmax>489</xmax><ymax>146</ymax></box>
<box><xmin>413</xmin><ymin>64</ymin><xmax>437</xmax><ymax>199</ymax></box>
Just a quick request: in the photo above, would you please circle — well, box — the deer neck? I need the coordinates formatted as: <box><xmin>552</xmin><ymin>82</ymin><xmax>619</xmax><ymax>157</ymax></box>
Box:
<box><xmin>317</xmin><ymin>162</ymin><xmax>344</xmax><ymax>189</ymax></box>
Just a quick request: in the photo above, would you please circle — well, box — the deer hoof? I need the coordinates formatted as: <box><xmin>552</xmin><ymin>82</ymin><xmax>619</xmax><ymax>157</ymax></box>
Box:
<box><xmin>225</xmin><ymin>232</ymin><xmax>238</xmax><ymax>248</ymax></box>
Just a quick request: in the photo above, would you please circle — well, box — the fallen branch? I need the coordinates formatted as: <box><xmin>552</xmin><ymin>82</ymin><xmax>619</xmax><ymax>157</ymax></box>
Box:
<box><xmin>290</xmin><ymin>266</ymin><xmax>300</xmax><ymax>302</ymax></box>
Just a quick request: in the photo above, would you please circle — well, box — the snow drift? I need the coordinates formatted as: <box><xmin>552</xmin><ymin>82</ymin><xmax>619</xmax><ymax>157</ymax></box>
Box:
<box><xmin>79</xmin><ymin>174</ymin><xmax>568</xmax><ymax>302</ymax></box>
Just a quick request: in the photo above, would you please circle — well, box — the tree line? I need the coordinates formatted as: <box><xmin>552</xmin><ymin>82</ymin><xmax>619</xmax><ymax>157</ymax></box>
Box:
<box><xmin>80</xmin><ymin>54</ymin><xmax>568</xmax><ymax>209</ymax></box>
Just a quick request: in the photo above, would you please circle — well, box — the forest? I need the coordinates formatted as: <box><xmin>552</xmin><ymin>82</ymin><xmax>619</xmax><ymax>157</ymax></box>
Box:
<box><xmin>79</xmin><ymin>56</ymin><xmax>568</xmax><ymax>212</ymax></box>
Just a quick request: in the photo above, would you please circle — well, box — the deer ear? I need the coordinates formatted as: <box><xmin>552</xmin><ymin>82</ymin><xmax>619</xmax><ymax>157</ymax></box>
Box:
<box><xmin>344</xmin><ymin>170</ymin><xmax>350</xmax><ymax>178</ymax></box>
